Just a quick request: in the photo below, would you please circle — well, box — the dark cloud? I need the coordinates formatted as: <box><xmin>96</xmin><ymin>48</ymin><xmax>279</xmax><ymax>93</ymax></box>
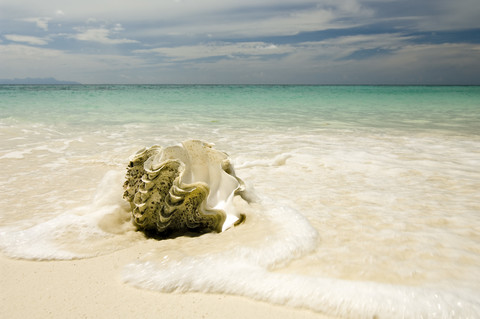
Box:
<box><xmin>406</xmin><ymin>29</ymin><xmax>480</xmax><ymax>44</ymax></box>
<box><xmin>338</xmin><ymin>48</ymin><xmax>396</xmax><ymax>61</ymax></box>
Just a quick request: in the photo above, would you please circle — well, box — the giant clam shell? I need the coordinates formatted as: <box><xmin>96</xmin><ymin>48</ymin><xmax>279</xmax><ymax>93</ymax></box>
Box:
<box><xmin>123</xmin><ymin>140</ymin><xmax>246</xmax><ymax>234</ymax></box>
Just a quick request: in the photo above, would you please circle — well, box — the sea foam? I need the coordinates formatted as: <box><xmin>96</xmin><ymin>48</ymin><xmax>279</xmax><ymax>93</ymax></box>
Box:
<box><xmin>122</xmin><ymin>195</ymin><xmax>480</xmax><ymax>318</ymax></box>
<box><xmin>2</xmin><ymin>85</ymin><xmax>480</xmax><ymax>318</ymax></box>
<box><xmin>0</xmin><ymin>171</ymin><xmax>141</xmax><ymax>260</ymax></box>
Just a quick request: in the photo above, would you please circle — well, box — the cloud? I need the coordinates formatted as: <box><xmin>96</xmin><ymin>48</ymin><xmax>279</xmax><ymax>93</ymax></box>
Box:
<box><xmin>127</xmin><ymin>2</ymin><xmax>371</xmax><ymax>40</ymax></box>
<box><xmin>0</xmin><ymin>44</ymin><xmax>147</xmax><ymax>83</ymax></box>
<box><xmin>133</xmin><ymin>38</ymin><xmax>480</xmax><ymax>84</ymax></box>
<box><xmin>2</xmin><ymin>1</ymin><xmax>370</xmax><ymax>40</ymax></box>
<box><xmin>72</xmin><ymin>26</ymin><xmax>138</xmax><ymax>44</ymax></box>
<box><xmin>135</xmin><ymin>33</ymin><xmax>410</xmax><ymax>65</ymax></box>
<box><xmin>0</xmin><ymin>0</ymin><xmax>479</xmax><ymax>84</ymax></box>
<box><xmin>4</xmin><ymin>34</ymin><xmax>50</xmax><ymax>45</ymax></box>
<box><xmin>23</xmin><ymin>17</ymin><xmax>51</xmax><ymax>30</ymax></box>
<box><xmin>0</xmin><ymin>44</ymin><xmax>62</xmax><ymax>61</ymax></box>
<box><xmin>346</xmin><ymin>43</ymin><xmax>480</xmax><ymax>84</ymax></box>
<box><xmin>365</xmin><ymin>0</ymin><xmax>480</xmax><ymax>31</ymax></box>
<box><xmin>135</xmin><ymin>42</ymin><xmax>293</xmax><ymax>62</ymax></box>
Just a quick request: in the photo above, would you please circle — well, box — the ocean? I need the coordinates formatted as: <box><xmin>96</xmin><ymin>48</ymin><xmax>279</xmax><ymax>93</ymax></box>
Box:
<box><xmin>1</xmin><ymin>85</ymin><xmax>479</xmax><ymax>318</ymax></box>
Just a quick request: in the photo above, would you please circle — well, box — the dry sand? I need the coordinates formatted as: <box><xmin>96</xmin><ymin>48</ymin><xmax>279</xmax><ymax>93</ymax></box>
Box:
<box><xmin>1</xmin><ymin>241</ymin><xmax>335</xmax><ymax>319</ymax></box>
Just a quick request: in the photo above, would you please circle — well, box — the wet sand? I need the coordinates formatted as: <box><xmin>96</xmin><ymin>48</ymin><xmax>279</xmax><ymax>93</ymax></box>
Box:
<box><xmin>0</xmin><ymin>242</ymin><xmax>335</xmax><ymax>319</ymax></box>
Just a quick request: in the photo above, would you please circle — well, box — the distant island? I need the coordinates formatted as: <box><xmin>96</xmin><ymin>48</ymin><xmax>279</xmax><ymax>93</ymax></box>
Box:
<box><xmin>0</xmin><ymin>77</ymin><xmax>81</xmax><ymax>85</ymax></box>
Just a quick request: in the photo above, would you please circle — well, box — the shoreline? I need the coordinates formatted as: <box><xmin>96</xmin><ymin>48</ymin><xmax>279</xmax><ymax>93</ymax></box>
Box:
<box><xmin>1</xmin><ymin>243</ymin><xmax>335</xmax><ymax>319</ymax></box>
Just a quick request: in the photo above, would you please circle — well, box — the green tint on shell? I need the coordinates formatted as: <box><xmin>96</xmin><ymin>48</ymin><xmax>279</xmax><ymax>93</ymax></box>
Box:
<box><xmin>123</xmin><ymin>140</ymin><xmax>245</xmax><ymax>234</ymax></box>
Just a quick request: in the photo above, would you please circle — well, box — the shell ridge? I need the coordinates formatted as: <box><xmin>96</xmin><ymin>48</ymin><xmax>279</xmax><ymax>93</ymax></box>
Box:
<box><xmin>123</xmin><ymin>140</ymin><xmax>245</xmax><ymax>235</ymax></box>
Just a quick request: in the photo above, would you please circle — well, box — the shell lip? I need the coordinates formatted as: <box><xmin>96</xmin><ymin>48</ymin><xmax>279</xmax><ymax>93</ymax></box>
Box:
<box><xmin>123</xmin><ymin>140</ymin><xmax>247</xmax><ymax>235</ymax></box>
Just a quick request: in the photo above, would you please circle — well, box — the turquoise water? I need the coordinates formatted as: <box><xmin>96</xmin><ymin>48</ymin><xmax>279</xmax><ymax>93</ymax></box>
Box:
<box><xmin>1</xmin><ymin>85</ymin><xmax>480</xmax><ymax>318</ymax></box>
<box><xmin>2</xmin><ymin>85</ymin><xmax>479</xmax><ymax>133</ymax></box>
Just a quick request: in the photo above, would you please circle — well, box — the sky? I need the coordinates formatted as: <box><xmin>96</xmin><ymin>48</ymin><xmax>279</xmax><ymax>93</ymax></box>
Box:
<box><xmin>1</xmin><ymin>0</ymin><xmax>479</xmax><ymax>84</ymax></box>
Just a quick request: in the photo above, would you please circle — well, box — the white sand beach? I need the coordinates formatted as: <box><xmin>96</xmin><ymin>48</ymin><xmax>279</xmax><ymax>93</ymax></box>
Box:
<box><xmin>1</xmin><ymin>244</ymin><xmax>334</xmax><ymax>319</ymax></box>
<box><xmin>1</xmin><ymin>85</ymin><xmax>479</xmax><ymax>318</ymax></box>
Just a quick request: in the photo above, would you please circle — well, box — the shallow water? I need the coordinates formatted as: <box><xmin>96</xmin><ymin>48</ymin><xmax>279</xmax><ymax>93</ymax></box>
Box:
<box><xmin>1</xmin><ymin>85</ymin><xmax>479</xmax><ymax>318</ymax></box>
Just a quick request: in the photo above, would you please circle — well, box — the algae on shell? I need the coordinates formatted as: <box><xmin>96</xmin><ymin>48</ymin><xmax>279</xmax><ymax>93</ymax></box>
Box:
<box><xmin>123</xmin><ymin>140</ymin><xmax>246</xmax><ymax>234</ymax></box>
